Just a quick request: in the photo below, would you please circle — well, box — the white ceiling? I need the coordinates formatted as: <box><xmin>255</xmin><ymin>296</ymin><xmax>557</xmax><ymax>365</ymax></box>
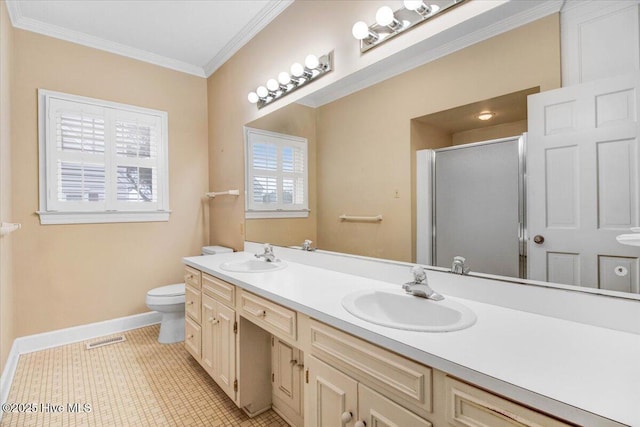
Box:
<box><xmin>5</xmin><ymin>0</ymin><xmax>293</xmax><ymax>77</ymax></box>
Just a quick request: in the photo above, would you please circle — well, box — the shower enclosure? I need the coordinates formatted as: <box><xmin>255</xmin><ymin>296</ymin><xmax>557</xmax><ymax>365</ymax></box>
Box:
<box><xmin>416</xmin><ymin>135</ymin><xmax>526</xmax><ymax>278</ymax></box>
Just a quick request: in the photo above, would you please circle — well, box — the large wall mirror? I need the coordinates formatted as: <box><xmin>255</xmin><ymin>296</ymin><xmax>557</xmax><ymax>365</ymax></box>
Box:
<box><xmin>244</xmin><ymin>9</ymin><xmax>640</xmax><ymax>299</ymax></box>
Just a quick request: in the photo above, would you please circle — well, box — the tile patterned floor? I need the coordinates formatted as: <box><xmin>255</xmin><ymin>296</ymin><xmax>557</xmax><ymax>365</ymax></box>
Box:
<box><xmin>2</xmin><ymin>325</ymin><xmax>288</xmax><ymax>426</ymax></box>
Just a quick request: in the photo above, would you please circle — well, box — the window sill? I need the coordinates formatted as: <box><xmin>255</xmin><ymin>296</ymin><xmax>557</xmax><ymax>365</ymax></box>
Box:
<box><xmin>245</xmin><ymin>210</ymin><xmax>309</xmax><ymax>219</ymax></box>
<box><xmin>36</xmin><ymin>210</ymin><xmax>171</xmax><ymax>225</ymax></box>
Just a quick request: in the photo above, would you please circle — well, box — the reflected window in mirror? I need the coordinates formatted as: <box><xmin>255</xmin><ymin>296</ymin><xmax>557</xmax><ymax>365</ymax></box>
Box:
<box><xmin>244</xmin><ymin>127</ymin><xmax>309</xmax><ymax>219</ymax></box>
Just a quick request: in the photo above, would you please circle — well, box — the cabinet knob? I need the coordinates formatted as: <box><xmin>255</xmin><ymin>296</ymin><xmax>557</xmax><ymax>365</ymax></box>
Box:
<box><xmin>355</xmin><ymin>421</ymin><xmax>366</xmax><ymax>427</ymax></box>
<box><xmin>533</xmin><ymin>235</ymin><xmax>545</xmax><ymax>244</ymax></box>
<box><xmin>208</xmin><ymin>317</ymin><xmax>214</xmax><ymax>323</ymax></box>
<box><xmin>187</xmin><ymin>334</ymin><xmax>193</xmax><ymax>339</ymax></box>
<box><xmin>341</xmin><ymin>411</ymin><xmax>353</xmax><ymax>423</ymax></box>
<box><xmin>290</xmin><ymin>359</ymin><xmax>298</xmax><ymax>366</ymax></box>
<box><xmin>188</xmin><ymin>301</ymin><xmax>194</xmax><ymax>305</ymax></box>
<box><xmin>259</xmin><ymin>310</ymin><xmax>267</xmax><ymax>317</ymax></box>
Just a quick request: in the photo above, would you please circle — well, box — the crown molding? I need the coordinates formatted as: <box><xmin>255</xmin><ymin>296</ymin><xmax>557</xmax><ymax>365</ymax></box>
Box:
<box><xmin>203</xmin><ymin>0</ymin><xmax>294</xmax><ymax>77</ymax></box>
<box><xmin>6</xmin><ymin>5</ymin><xmax>207</xmax><ymax>77</ymax></box>
<box><xmin>299</xmin><ymin>0</ymin><xmax>563</xmax><ymax>108</ymax></box>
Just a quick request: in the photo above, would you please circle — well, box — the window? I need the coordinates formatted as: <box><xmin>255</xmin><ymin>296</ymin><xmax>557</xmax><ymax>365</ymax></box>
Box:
<box><xmin>244</xmin><ymin>127</ymin><xmax>308</xmax><ymax>219</ymax></box>
<box><xmin>38</xmin><ymin>89</ymin><xmax>170</xmax><ymax>224</ymax></box>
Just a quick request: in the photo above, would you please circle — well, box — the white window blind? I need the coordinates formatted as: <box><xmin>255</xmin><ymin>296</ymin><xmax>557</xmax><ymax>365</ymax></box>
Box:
<box><xmin>245</xmin><ymin>127</ymin><xmax>309</xmax><ymax>219</ymax></box>
<box><xmin>38</xmin><ymin>90</ymin><xmax>170</xmax><ymax>224</ymax></box>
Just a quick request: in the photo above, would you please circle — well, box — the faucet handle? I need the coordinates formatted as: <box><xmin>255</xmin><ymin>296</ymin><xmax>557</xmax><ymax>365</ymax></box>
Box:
<box><xmin>453</xmin><ymin>256</ymin><xmax>466</xmax><ymax>263</ymax></box>
<box><xmin>411</xmin><ymin>266</ymin><xmax>427</xmax><ymax>283</ymax></box>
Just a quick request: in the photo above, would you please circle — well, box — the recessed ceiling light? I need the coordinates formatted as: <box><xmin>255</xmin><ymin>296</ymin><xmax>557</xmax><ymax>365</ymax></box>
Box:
<box><xmin>477</xmin><ymin>111</ymin><xmax>495</xmax><ymax>121</ymax></box>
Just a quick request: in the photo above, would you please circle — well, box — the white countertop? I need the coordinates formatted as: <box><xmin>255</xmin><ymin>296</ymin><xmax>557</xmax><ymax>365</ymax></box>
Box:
<box><xmin>184</xmin><ymin>251</ymin><xmax>640</xmax><ymax>426</ymax></box>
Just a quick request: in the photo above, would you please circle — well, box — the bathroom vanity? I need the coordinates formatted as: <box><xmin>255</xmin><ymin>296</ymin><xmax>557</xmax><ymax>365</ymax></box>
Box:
<box><xmin>183</xmin><ymin>245</ymin><xmax>639</xmax><ymax>427</ymax></box>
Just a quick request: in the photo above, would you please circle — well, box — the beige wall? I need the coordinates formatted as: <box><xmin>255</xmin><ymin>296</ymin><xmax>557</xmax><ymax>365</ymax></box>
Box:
<box><xmin>452</xmin><ymin>120</ymin><xmax>528</xmax><ymax>146</ymax></box>
<box><xmin>11</xmin><ymin>30</ymin><xmax>208</xmax><ymax>337</ymax></box>
<box><xmin>245</xmin><ymin>103</ymin><xmax>317</xmax><ymax>247</ymax></box>
<box><xmin>0</xmin><ymin>0</ymin><xmax>14</xmax><ymax>370</ymax></box>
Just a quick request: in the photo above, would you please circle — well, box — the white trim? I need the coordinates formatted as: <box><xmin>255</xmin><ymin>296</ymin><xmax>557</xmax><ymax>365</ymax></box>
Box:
<box><xmin>37</xmin><ymin>210</ymin><xmax>171</xmax><ymax>225</ymax></box>
<box><xmin>7</xmin><ymin>12</ymin><xmax>205</xmax><ymax>77</ymax></box>
<box><xmin>5</xmin><ymin>0</ymin><xmax>292</xmax><ymax>78</ymax></box>
<box><xmin>416</xmin><ymin>149</ymin><xmax>434</xmax><ymax>265</ymax></box>
<box><xmin>246</xmin><ymin>210</ymin><xmax>309</xmax><ymax>219</ymax></box>
<box><xmin>202</xmin><ymin>0</ymin><xmax>293</xmax><ymax>77</ymax></box>
<box><xmin>0</xmin><ymin>311</ymin><xmax>161</xmax><ymax>413</ymax></box>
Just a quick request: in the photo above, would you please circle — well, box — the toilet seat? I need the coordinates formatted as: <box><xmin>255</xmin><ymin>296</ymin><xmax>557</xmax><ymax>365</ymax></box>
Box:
<box><xmin>147</xmin><ymin>283</ymin><xmax>185</xmax><ymax>297</ymax></box>
<box><xmin>146</xmin><ymin>283</ymin><xmax>185</xmax><ymax>306</ymax></box>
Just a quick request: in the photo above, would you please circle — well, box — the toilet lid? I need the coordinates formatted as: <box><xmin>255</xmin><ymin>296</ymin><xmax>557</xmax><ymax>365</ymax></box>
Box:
<box><xmin>147</xmin><ymin>283</ymin><xmax>185</xmax><ymax>297</ymax></box>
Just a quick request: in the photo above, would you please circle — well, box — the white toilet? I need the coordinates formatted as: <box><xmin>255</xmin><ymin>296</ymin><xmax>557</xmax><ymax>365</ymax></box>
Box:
<box><xmin>146</xmin><ymin>245</ymin><xmax>232</xmax><ymax>344</ymax></box>
<box><xmin>146</xmin><ymin>283</ymin><xmax>186</xmax><ymax>344</ymax></box>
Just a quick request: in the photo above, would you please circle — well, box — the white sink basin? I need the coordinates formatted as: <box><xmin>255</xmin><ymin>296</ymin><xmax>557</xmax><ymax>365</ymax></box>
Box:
<box><xmin>220</xmin><ymin>259</ymin><xmax>287</xmax><ymax>273</ymax></box>
<box><xmin>342</xmin><ymin>289</ymin><xmax>476</xmax><ymax>332</ymax></box>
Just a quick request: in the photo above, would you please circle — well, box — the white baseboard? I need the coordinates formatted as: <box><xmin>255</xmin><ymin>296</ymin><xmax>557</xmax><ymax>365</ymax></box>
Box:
<box><xmin>0</xmin><ymin>311</ymin><xmax>161</xmax><ymax>410</ymax></box>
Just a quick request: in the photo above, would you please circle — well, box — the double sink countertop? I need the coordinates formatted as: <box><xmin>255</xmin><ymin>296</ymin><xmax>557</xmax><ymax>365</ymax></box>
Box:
<box><xmin>183</xmin><ymin>251</ymin><xmax>640</xmax><ymax>427</ymax></box>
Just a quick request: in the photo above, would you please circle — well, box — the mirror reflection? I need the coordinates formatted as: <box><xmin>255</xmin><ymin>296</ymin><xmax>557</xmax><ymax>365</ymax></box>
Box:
<box><xmin>245</xmin><ymin>14</ymin><xmax>640</xmax><ymax>297</ymax></box>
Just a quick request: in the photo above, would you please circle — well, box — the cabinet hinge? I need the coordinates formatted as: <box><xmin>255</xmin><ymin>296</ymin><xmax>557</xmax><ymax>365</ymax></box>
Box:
<box><xmin>233</xmin><ymin>379</ymin><xmax>238</xmax><ymax>392</ymax></box>
<box><xmin>233</xmin><ymin>321</ymin><xmax>238</xmax><ymax>334</ymax></box>
<box><xmin>272</xmin><ymin>373</ymin><xmax>275</xmax><ymax>383</ymax></box>
<box><xmin>271</xmin><ymin>336</ymin><xmax>274</xmax><ymax>346</ymax></box>
<box><xmin>305</xmin><ymin>369</ymin><xmax>309</xmax><ymax>384</ymax></box>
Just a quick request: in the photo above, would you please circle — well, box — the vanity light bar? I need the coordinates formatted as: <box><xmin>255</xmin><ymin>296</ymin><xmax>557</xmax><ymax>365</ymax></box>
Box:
<box><xmin>247</xmin><ymin>52</ymin><xmax>333</xmax><ymax>109</ymax></box>
<box><xmin>352</xmin><ymin>0</ymin><xmax>467</xmax><ymax>53</ymax></box>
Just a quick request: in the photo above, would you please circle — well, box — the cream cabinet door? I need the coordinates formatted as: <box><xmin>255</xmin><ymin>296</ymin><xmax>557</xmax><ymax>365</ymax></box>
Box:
<box><xmin>306</xmin><ymin>356</ymin><xmax>358</xmax><ymax>427</ymax></box>
<box><xmin>201</xmin><ymin>294</ymin><xmax>216</xmax><ymax>376</ymax></box>
<box><xmin>272</xmin><ymin>336</ymin><xmax>304</xmax><ymax>425</ymax></box>
<box><xmin>358</xmin><ymin>383</ymin><xmax>432</xmax><ymax>427</ymax></box>
<box><xmin>213</xmin><ymin>302</ymin><xmax>236</xmax><ymax>402</ymax></box>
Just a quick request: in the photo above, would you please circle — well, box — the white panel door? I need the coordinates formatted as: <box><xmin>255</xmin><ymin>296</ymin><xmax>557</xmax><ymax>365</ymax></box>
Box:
<box><xmin>528</xmin><ymin>73</ymin><xmax>640</xmax><ymax>291</ymax></box>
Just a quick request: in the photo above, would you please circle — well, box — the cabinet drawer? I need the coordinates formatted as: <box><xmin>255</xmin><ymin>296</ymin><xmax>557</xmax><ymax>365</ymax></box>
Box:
<box><xmin>445</xmin><ymin>376</ymin><xmax>574</xmax><ymax>427</ymax></box>
<box><xmin>202</xmin><ymin>273</ymin><xmax>235</xmax><ymax>307</ymax></box>
<box><xmin>239</xmin><ymin>290</ymin><xmax>297</xmax><ymax>341</ymax></box>
<box><xmin>185</xmin><ymin>284</ymin><xmax>201</xmax><ymax>323</ymax></box>
<box><xmin>184</xmin><ymin>266</ymin><xmax>201</xmax><ymax>289</ymax></box>
<box><xmin>185</xmin><ymin>316</ymin><xmax>201</xmax><ymax>359</ymax></box>
<box><xmin>309</xmin><ymin>320</ymin><xmax>433</xmax><ymax>417</ymax></box>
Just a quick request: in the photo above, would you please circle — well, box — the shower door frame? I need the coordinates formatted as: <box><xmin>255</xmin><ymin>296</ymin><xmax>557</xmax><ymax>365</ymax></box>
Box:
<box><xmin>416</xmin><ymin>134</ymin><xmax>527</xmax><ymax>279</ymax></box>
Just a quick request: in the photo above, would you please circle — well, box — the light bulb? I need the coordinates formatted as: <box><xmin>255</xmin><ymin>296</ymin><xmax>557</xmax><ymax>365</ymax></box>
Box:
<box><xmin>305</xmin><ymin>54</ymin><xmax>319</xmax><ymax>70</ymax></box>
<box><xmin>256</xmin><ymin>86</ymin><xmax>268</xmax><ymax>98</ymax></box>
<box><xmin>290</xmin><ymin>62</ymin><xmax>304</xmax><ymax>78</ymax></box>
<box><xmin>376</xmin><ymin>6</ymin><xmax>395</xmax><ymax>26</ymax></box>
<box><xmin>267</xmin><ymin>78</ymin><xmax>279</xmax><ymax>92</ymax></box>
<box><xmin>247</xmin><ymin>92</ymin><xmax>259</xmax><ymax>104</ymax></box>
<box><xmin>477</xmin><ymin>111</ymin><xmax>494</xmax><ymax>121</ymax></box>
<box><xmin>278</xmin><ymin>72</ymin><xmax>291</xmax><ymax>85</ymax></box>
<box><xmin>403</xmin><ymin>0</ymin><xmax>424</xmax><ymax>11</ymax></box>
<box><xmin>352</xmin><ymin>21</ymin><xmax>369</xmax><ymax>40</ymax></box>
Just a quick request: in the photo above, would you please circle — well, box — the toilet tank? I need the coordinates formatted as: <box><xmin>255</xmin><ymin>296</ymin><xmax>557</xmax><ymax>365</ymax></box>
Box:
<box><xmin>202</xmin><ymin>245</ymin><xmax>233</xmax><ymax>255</ymax></box>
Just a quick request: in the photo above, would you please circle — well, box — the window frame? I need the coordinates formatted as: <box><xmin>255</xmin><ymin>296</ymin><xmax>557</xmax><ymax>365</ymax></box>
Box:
<box><xmin>244</xmin><ymin>127</ymin><xmax>309</xmax><ymax>219</ymax></box>
<box><xmin>37</xmin><ymin>89</ymin><xmax>170</xmax><ymax>225</ymax></box>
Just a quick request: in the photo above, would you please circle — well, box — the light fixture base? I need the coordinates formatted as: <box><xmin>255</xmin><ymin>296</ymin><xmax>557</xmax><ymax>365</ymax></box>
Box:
<box><xmin>254</xmin><ymin>51</ymin><xmax>333</xmax><ymax>110</ymax></box>
<box><xmin>358</xmin><ymin>0</ymin><xmax>467</xmax><ymax>53</ymax></box>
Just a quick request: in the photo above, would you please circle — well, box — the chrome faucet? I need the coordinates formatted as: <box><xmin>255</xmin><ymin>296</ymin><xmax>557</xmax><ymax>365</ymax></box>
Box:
<box><xmin>402</xmin><ymin>266</ymin><xmax>444</xmax><ymax>301</ymax></box>
<box><xmin>451</xmin><ymin>256</ymin><xmax>470</xmax><ymax>275</ymax></box>
<box><xmin>301</xmin><ymin>239</ymin><xmax>316</xmax><ymax>251</ymax></box>
<box><xmin>255</xmin><ymin>243</ymin><xmax>278</xmax><ymax>262</ymax></box>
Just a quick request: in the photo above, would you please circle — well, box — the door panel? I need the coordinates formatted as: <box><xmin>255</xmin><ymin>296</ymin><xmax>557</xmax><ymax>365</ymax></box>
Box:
<box><xmin>306</xmin><ymin>356</ymin><xmax>357</xmax><ymax>427</ymax></box>
<box><xmin>201</xmin><ymin>294</ymin><xmax>216</xmax><ymax>376</ymax></box>
<box><xmin>528</xmin><ymin>73</ymin><xmax>640</xmax><ymax>292</ymax></box>
<box><xmin>214</xmin><ymin>303</ymin><xmax>236</xmax><ymax>401</ymax></box>
<box><xmin>358</xmin><ymin>384</ymin><xmax>432</xmax><ymax>427</ymax></box>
